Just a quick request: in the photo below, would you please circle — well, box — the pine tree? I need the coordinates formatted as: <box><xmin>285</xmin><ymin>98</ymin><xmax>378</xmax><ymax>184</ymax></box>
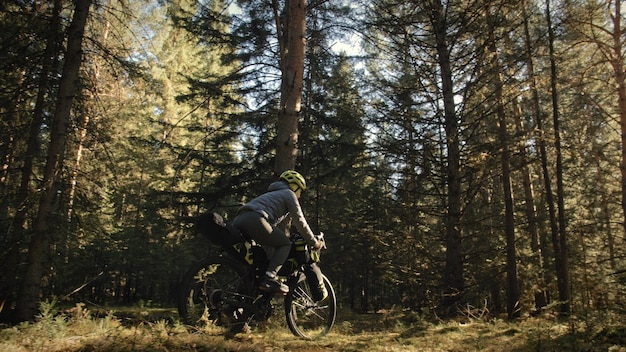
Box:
<box><xmin>16</xmin><ymin>0</ymin><xmax>92</xmax><ymax>321</ymax></box>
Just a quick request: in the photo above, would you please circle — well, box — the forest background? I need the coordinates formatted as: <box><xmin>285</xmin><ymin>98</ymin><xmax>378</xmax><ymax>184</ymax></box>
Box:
<box><xmin>1</xmin><ymin>0</ymin><xmax>626</xmax><ymax>340</ymax></box>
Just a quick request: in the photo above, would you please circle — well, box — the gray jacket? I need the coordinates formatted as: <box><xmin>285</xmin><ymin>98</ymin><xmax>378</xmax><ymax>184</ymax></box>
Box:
<box><xmin>239</xmin><ymin>181</ymin><xmax>317</xmax><ymax>246</ymax></box>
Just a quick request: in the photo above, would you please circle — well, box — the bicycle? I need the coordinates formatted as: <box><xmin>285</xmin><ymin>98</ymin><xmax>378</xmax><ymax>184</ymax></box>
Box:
<box><xmin>177</xmin><ymin>212</ymin><xmax>337</xmax><ymax>339</ymax></box>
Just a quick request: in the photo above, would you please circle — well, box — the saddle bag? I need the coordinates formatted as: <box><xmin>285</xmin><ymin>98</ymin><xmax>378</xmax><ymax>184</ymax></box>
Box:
<box><xmin>196</xmin><ymin>212</ymin><xmax>245</xmax><ymax>248</ymax></box>
<box><xmin>196</xmin><ymin>212</ymin><xmax>267</xmax><ymax>267</ymax></box>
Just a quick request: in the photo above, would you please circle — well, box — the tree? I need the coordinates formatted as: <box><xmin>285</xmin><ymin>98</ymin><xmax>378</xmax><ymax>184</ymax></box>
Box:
<box><xmin>303</xmin><ymin>51</ymin><xmax>373</xmax><ymax>309</ymax></box>
<box><xmin>274</xmin><ymin>0</ymin><xmax>307</xmax><ymax>173</ymax></box>
<box><xmin>486</xmin><ymin>9</ymin><xmax>520</xmax><ymax>318</ymax></box>
<box><xmin>546</xmin><ymin>0</ymin><xmax>571</xmax><ymax>315</ymax></box>
<box><xmin>560</xmin><ymin>0</ymin><xmax>626</xmax><ymax>310</ymax></box>
<box><xmin>0</xmin><ymin>0</ymin><xmax>63</xmax><ymax>317</ymax></box>
<box><xmin>562</xmin><ymin>0</ymin><xmax>626</xmax><ymax>241</ymax></box>
<box><xmin>520</xmin><ymin>2</ymin><xmax>549</xmax><ymax>312</ymax></box>
<box><xmin>363</xmin><ymin>0</ymin><xmax>498</xmax><ymax>313</ymax></box>
<box><xmin>429</xmin><ymin>0</ymin><xmax>465</xmax><ymax>313</ymax></box>
<box><xmin>564</xmin><ymin>0</ymin><xmax>625</xmax><ymax>268</ymax></box>
<box><xmin>15</xmin><ymin>0</ymin><xmax>92</xmax><ymax>321</ymax></box>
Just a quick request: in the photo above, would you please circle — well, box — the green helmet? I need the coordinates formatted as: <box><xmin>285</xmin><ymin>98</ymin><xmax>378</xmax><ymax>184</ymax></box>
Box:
<box><xmin>280</xmin><ymin>170</ymin><xmax>307</xmax><ymax>192</ymax></box>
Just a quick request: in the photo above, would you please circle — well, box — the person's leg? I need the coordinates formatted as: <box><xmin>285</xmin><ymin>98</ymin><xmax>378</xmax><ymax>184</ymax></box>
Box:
<box><xmin>262</xmin><ymin>228</ymin><xmax>291</xmax><ymax>276</ymax></box>
<box><xmin>232</xmin><ymin>212</ymin><xmax>291</xmax><ymax>293</ymax></box>
<box><xmin>232</xmin><ymin>211</ymin><xmax>271</xmax><ymax>239</ymax></box>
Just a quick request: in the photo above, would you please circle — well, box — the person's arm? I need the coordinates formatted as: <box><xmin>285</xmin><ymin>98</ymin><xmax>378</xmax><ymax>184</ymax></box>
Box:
<box><xmin>276</xmin><ymin>216</ymin><xmax>291</xmax><ymax>236</ymax></box>
<box><xmin>285</xmin><ymin>191</ymin><xmax>321</xmax><ymax>248</ymax></box>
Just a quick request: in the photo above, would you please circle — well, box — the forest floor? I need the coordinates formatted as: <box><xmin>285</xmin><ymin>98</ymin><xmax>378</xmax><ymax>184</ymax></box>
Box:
<box><xmin>1</xmin><ymin>302</ymin><xmax>626</xmax><ymax>351</ymax></box>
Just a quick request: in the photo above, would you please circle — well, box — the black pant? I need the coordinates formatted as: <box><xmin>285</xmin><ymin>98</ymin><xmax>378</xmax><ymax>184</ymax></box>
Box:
<box><xmin>232</xmin><ymin>211</ymin><xmax>291</xmax><ymax>276</ymax></box>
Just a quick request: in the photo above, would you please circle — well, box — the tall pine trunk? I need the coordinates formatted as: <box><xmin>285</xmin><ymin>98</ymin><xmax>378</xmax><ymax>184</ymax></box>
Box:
<box><xmin>522</xmin><ymin>4</ymin><xmax>552</xmax><ymax>312</ymax></box>
<box><xmin>610</xmin><ymin>0</ymin><xmax>626</xmax><ymax>245</ymax></box>
<box><xmin>15</xmin><ymin>0</ymin><xmax>92</xmax><ymax>321</ymax></box>
<box><xmin>2</xmin><ymin>0</ymin><xmax>63</xmax><ymax>317</ymax></box>
<box><xmin>546</xmin><ymin>0</ymin><xmax>570</xmax><ymax>315</ymax></box>
<box><xmin>274</xmin><ymin>0</ymin><xmax>306</xmax><ymax>173</ymax></box>
<box><xmin>431</xmin><ymin>0</ymin><xmax>464</xmax><ymax>314</ymax></box>
<box><xmin>488</xmin><ymin>18</ymin><xmax>520</xmax><ymax>319</ymax></box>
<box><xmin>514</xmin><ymin>100</ymin><xmax>548</xmax><ymax>311</ymax></box>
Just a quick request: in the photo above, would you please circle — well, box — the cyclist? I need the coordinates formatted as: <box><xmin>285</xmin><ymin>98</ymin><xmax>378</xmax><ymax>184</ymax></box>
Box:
<box><xmin>232</xmin><ymin>170</ymin><xmax>322</xmax><ymax>294</ymax></box>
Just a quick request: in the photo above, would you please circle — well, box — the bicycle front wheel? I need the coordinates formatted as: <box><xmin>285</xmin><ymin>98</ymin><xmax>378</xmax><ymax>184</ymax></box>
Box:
<box><xmin>177</xmin><ymin>255</ymin><xmax>254</xmax><ymax>332</ymax></box>
<box><xmin>285</xmin><ymin>274</ymin><xmax>336</xmax><ymax>339</ymax></box>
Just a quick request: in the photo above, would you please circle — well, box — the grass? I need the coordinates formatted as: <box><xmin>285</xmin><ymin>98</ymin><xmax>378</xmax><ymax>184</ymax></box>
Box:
<box><xmin>1</xmin><ymin>302</ymin><xmax>626</xmax><ymax>351</ymax></box>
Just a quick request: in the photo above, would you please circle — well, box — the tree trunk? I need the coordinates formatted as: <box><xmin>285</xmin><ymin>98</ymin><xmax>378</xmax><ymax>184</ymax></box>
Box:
<box><xmin>15</xmin><ymin>0</ymin><xmax>92</xmax><ymax>322</ymax></box>
<box><xmin>513</xmin><ymin>100</ymin><xmax>548</xmax><ymax>311</ymax></box>
<box><xmin>521</xmin><ymin>4</ymin><xmax>551</xmax><ymax>311</ymax></box>
<box><xmin>489</xmin><ymin>21</ymin><xmax>520</xmax><ymax>319</ymax></box>
<box><xmin>274</xmin><ymin>0</ymin><xmax>306</xmax><ymax>173</ymax></box>
<box><xmin>528</xmin><ymin>0</ymin><xmax>563</xmax><ymax>317</ymax></box>
<box><xmin>546</xmin><ymin>0</ymin><xmax>571</xmax><ymax>315</ymax></box>
<box><xmin>431</xmin><ymin>0</ymin><xmax>464</xmax><ymax>314</ymax></box>
<box><xmin>610</xmin><ymin>0</ymin><xmax>626</xmax><ymax>245</ymax></box>
<box><xmin>2</xmin><ymin>0</ymin><xmax>63</xmax><ymax>317</ymax></box>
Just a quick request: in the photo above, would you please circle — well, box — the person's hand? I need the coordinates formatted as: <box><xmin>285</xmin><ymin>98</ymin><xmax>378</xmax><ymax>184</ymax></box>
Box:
<box><xmin>311</xmin><ymin>240</ymin><xmax>323</xmax><ymax>250</ymax></box>
<box><xmin>312</xmin><ymin>233</ymin><xmax>326</xmax><ymax>250</ymax></box>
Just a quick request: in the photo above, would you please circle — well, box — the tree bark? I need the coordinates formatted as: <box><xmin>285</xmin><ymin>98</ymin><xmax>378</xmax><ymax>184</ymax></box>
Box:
<box><xmin>2</xmin><ymin>0</ymin><xmax>63</xmax><ymax>317</ymax></box>
<box><xmin>546</xmin><ymin>0</ymin><xmax>570</xmax><ymax>315</ymax></box>
<box><xmin>521</xmin><ymin>3</ymin><xmax>551</xmax><ymax>312</ymax></box>
<box><xmin>15</xmin><ymin>0</ymin><xmax>92</xmax><ymax>321</ymax></box>
<box><xmin>513</xmin><ymin>100</ymin><xmax>549</xmax><ymax>311</ymax></box>
<box><xmin>430</xmin><ymin>0</ymin><xmax>464</xmax><ymax>314</ymax></box>
<box><xmin>274</xmin><ymin>0</ymin><xmax>306</xmax><ymax>173</ymax></box>
<box><xmin>610</xmin><ymin>0</ymin><xmax>626</xmax><ymax>245</ymax></box>
<box><xmin>489</xmin><ymin>21</ymin><xmax>520</xmax><ymax>319</ymax></box>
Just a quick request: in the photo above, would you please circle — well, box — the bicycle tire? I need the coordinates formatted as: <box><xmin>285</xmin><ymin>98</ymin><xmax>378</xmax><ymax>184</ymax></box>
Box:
<box><xmin>177</xmin><ymin>255</ymin><xmax>255</xmax><ymax>332</ymax></box>
<box><xmin>285</xmin><ymin>274</ymin><xmax>336</xmax><ymax>339</ymax></box>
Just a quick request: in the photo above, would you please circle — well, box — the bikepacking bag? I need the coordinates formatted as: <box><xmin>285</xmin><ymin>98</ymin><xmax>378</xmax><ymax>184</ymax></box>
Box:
<box><xmin>196</xmin><ymin>212</ymin><xmax>244</xmax><ymax>245</ymax></box>
<box><xmin>304</xmin><ymin>262</ymin><xmax>328</xmax><ymax>302</ymax></box>
<box><xmin>196</xmin><ymin>212</ymin><xmax>243</xmax><ymax>252</ymax></box>
<box><xmin>278</xmin><ymin>234</ymin><xmax>310</xmax><ymax>276</ymax></box>
<box><xmin>196</xmin><ymin>212</ymin><xmax>267</xmax><ymax>267</ymax></box>
<box><xmin>288</xmin><ymin>233</ymin><xmax>311</xmax><ymax>264</ymax></box>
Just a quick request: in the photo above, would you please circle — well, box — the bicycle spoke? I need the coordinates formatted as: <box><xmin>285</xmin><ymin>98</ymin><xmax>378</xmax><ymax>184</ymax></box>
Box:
<box><xmin>178</xmin><ymin>256</ymin><xmax>254</xmax><ymax>332</ymax></box>
<box><xmin>285</xmin><ymin>275</ymin><xmax>336</xmax><ymax>339</ymax></box>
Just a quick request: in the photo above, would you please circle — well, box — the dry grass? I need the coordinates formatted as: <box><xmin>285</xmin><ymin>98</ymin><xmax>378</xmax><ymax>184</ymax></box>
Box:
<box><xmin>1</xmin><ymin>302</ymin><xmax>626</xmax><ymax>352</ymax></box>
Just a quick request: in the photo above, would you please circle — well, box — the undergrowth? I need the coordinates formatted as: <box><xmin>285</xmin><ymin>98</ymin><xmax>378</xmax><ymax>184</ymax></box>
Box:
<box><xmin>1</xmin><ymin>301</ymin><xmax>625</xmax><ymax>351</ymax></box>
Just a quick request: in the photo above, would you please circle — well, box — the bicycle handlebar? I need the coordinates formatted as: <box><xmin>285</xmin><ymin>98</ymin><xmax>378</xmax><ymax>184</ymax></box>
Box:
<box><xmin>315</xmin><ymin>232</ymin><xmax>327</xmax><ymax>250</ymax></box>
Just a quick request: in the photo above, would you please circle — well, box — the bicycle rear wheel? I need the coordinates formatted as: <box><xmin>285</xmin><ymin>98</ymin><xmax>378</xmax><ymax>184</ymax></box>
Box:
<box><xmin>285</xmin><ymin>274</ymin><xmax>336</xmax><ymax>339</ymax></box>
<box><xmin>177</xmin><ymin>255</ymin><xmax>254</xmax><ymax>332</ymax></box>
